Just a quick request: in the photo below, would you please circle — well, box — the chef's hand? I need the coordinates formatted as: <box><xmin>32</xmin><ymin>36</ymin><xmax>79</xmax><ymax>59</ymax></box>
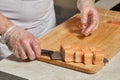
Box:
<box><xmin>4</xmin><ymin>26</ymin><xmax>41</xmax><ymax>60</ymax></box>
<box><xmin>77</xmin><ymin>0</ymin><xmax>99</xmax><ymax>36</ymax></box>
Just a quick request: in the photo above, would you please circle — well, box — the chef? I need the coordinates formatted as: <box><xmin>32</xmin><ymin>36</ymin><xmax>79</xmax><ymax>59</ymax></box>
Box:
<box><xmin>0</xmin><ymin>0</ymin><xmax>99</xmax><ymax>60</ymax></box>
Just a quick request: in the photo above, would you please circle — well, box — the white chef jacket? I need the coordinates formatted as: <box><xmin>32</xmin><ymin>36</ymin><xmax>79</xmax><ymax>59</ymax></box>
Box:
<box><xmin>0</xmin><ymin>0</ymin><xmax>56</xmax><ymax>59</ymax></box>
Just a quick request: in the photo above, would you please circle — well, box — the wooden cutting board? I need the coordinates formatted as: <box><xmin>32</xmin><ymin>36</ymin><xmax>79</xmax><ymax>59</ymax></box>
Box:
<box><xmin>37</xmin><ymin>8</ymin><xmax>120</xmax><ymax>74</ymax></box>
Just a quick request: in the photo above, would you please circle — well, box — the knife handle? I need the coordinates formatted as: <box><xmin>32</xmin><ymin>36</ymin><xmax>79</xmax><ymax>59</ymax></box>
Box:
<box><xmin>41</xmin><ymin>49</ymin><xmax>53</xmax><ymax>56</ymax></box>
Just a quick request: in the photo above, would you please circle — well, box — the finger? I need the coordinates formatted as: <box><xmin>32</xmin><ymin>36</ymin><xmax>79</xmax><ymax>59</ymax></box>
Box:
<box><xmin>80</xmin><ymin>24</ymin><xmax>86</xmax><ymax>30</ymax></box>
<box><xmin>90</xmin><ymin>16</ymin><xmax>99</xmax><ymax>33</ymax></box>
<box><xmin>24</xmin><ymin>42</ymin><xmax>36</xmax><ymax>60</ymax></box>
<box><xmin>81</xmin><ymin>12</ymin><xmax>88</xmax><ymax>29</ymax></box>
<box><xmin>17</xmin><ymin>43</ymin><xmax>28</xmax><ymax>60</ymax></box>
<box><xmin>91</xmin><ymin>21</ymin><xmax>98</xmax><ymax>33</ymax></box>
<box><xmin>84</xmin><ymin>20</ymin><xmax>97</xmax><ymax>36</ymax></box>
<box><xmin>14</xmin><ymin>49</ymin><xmax>20</xmax><ymax>58</ymax></box>
<box><xmin>12</xmin><ymin>45</ymin><xmax>20</xmax><ymax>58</ymax></box>
<box><xmin>81</xmin><ymin>28</ymin><xmax>86</xmax><ymax>34</ymax></box>
<box><xmin>31</xmin><ymin>39</ymin><xmax>41</xmax><ymax>58</ymax></box>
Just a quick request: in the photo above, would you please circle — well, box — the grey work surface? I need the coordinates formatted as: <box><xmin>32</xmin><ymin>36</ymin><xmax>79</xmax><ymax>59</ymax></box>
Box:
<box><xmin>0</xmin><ymin>52</ymin><xmax>120</xmax><ymax>80</ymax></box>
<box><xmin>0</xmin><ymin>71</ymin><xmax>28</xmax><ymax>80</ymax></box>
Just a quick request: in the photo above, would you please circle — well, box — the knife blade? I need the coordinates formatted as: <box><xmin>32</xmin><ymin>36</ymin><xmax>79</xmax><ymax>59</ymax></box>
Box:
<box><xmin>41</xmin><ymin>49</ymin><xmax>109</xmax><ymax>64</ymax></box>
<box><xmin>41</xmin><ymin>49</ymin><xmax>63</xmax><ymax>60</ymax></box>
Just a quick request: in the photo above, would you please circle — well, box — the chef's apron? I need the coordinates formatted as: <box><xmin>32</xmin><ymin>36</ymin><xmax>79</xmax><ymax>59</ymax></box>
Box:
<box><xmin>0</xmin><ymin>0</ymin><xmax>56</xmax><ymax>59</ymax></box>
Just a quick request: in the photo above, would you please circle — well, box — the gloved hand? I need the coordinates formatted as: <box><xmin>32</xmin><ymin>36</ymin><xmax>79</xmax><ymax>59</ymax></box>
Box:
<box><xmin>4</xmin><ymin>26</ymin><xmax>41</xmax><ymax>60</ymax></box>
<box><xmin>77</xmin><ymin>0</ymin><xmax>99</xmax><ymax>36</ymax></box>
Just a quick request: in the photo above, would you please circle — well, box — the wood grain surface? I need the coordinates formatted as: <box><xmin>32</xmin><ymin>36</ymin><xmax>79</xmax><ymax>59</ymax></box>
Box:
<box><xmin>37</xmin><ymin>8</ymin><xmax>120</xmax><ymax>74</ymax></box>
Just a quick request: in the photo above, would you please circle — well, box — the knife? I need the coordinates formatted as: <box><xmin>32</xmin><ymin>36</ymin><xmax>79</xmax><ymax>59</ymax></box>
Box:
<box><xmin>41</xmin><ymin>49</ymin><xmax>109</xmax><ymax>64</ymax></box>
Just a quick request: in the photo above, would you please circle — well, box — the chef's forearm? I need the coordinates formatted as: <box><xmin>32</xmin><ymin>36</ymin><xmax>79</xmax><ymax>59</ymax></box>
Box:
<box><xmin>77</xmin><ymin>0</ymin><xmax>95</xmax><ymax>6</ymax></box>
<box><xmin>77</xmin><ymin>0</ymin><xmax>95</xmax><ymax>10</ymax></box>
<box><xmin>0</xmin><ymin>13</ymin><xmax>13</xmax><ymax>35</ymax></box>
<box><xmin>78</xmin><ymin>0</ymin><xmax>95</xmax><ymax>2</ymax></box>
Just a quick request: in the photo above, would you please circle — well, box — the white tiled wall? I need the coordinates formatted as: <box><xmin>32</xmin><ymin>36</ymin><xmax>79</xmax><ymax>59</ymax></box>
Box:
<box><xmin>95</xmin><ymin>0</ymin><xmax>120</xmax><ymax>9</ymax></box>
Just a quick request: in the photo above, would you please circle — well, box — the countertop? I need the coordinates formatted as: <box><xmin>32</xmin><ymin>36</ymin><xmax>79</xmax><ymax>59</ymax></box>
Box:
<box><xmin>0</xmin><ymin>52</ymin><xmax>120</xmax><ymax>80</ymax></box>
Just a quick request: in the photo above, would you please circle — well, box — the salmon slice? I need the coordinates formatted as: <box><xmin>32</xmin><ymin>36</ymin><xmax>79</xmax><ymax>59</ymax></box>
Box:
<box><xmin>90</xmin><ymin>47</ymin><xmax>101</xmax><ymax>52</ymax></box>
<box><xmin>60</xmin><ymin>45</ymin><xmax>74</xmax><ymax>62</ymax></box>
<box><xmin>112</xmin><ymin>21</ymin><xmax>120</xmax><ymax>26</ymax></box>
<box><xmin>75</xmin><ymin>49</ymin><xmax>83</xmax><ymax>63</ymax></box>
<box><xmin>71</xmin><ymin>44</ymin><xmax>81</xmax><ymax>50</ymax></box>
<box><xmin>93</xmin><ymin>51</ymin><xmax>104</xmax><ymax>65</ymax></box>
<box><xmin>83</xmin><ymin>51</ymin><xmax>93</xmax><ymax>65</ymax></box>
<box><xmin>81</xmin><ymin>47</ymin><xmax>90</xmax><ymax>52</ymax></box>
<box><xmin>72</xmin><ymin>45</ymin><xmax>83</xmax><ymax>63</ymax></box>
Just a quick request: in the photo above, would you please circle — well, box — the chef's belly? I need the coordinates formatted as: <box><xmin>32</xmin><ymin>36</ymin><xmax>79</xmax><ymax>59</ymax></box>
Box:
<box><xmin>0</xmin><ymin>0</ymin><xmax>55</xmax><ymax>28</ymax></box>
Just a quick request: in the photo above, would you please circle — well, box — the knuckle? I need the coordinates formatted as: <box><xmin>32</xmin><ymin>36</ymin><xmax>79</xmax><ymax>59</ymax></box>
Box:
<box><xmin>34</xmin><ymin>45</ymin><xmax>39</xmax><ymax>49</ymax></box>
<box><xmin>22</xmin><ymin>39</ymin><xmax>28</xmax><ymax>44</ymax></box>
<box><xmin>33</xmin><ymin>39</ymin><xmax>40</xmax><ymax>45</ymax></box>
<box><xmin>21</xmin><ymin>56</ymin><xmax>28</xmax><ymax>60</ymax></box>
<box><xmin>15</xmin><ymin>54</ymin><xmax>20</xmax><ymax>58</ymax></box>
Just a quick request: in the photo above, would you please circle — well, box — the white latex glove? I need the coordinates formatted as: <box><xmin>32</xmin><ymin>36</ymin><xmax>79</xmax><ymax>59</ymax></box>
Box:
<box><xmin>77</xmin><ymin>0</ymin><xmax>99</xmax><ymax>36</ymax></box>
<box><xmin>4</xmin><ymin>26</ymin><xmax>41</xmax><ymax>60</ymax></box>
